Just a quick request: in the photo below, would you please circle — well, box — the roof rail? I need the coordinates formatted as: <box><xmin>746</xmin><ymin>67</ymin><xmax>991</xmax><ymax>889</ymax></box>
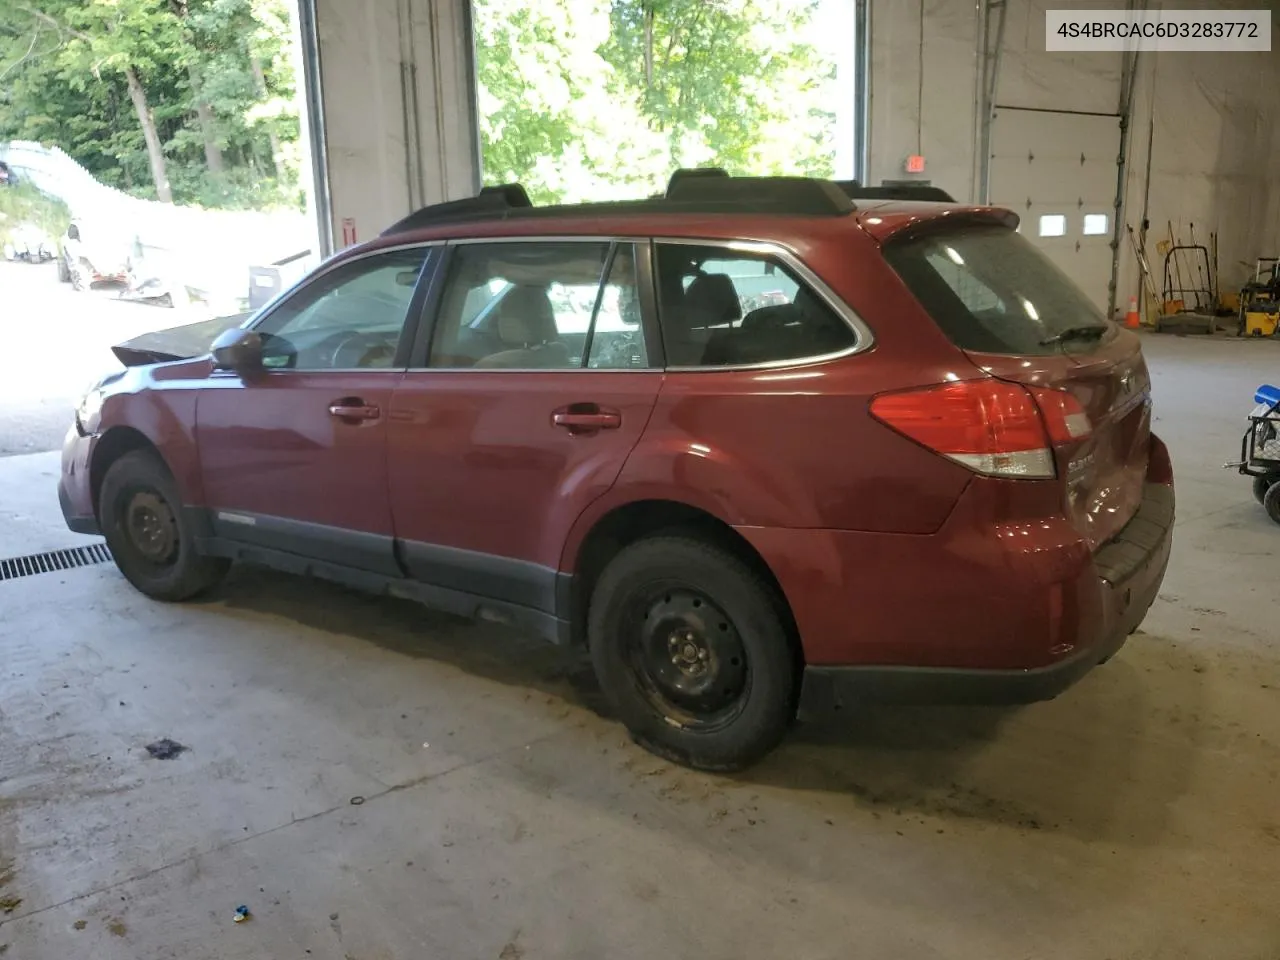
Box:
<box><xmin>381</xmin><ymin>174</ymin><xmax>866</xmax><ymax>238</ymax></box>
<box><xmin>665</xmin><ymin>167</ymin><xmax>729</xmax><ymax>197</ymax></box>
<box><xmin>834</xmin><ymin>180</ymin><xmax>956</xmax><ymax>203</ymax></box>
<box><xmin>380</xmin><ymin>183</ymin><xmax>532</xmax><ymax>236</ymax></box>
<box><xmin>665</xmin><ymin>175</ymin><xmax>853</xmax><ymax>216</ymax></box>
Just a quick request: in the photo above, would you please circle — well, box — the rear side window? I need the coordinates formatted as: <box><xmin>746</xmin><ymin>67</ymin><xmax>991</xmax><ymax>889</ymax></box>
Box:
<box><xmin>654</xmin><ymin>243</ymin><xmax>856</xmax><ymax>367</ymax></box>
<box><xmin>426</xmin><ymin>241</ymin><xmax>648</xmax><ymax>370</ymax></box>
<box><xmin>883</xmin><ymin>224</ymin><xmax>1108</xmax><ymax>356</ymax></box>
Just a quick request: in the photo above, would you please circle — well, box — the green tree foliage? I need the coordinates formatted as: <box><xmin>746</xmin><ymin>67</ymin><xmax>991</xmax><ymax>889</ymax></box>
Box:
<box><xmin>474</xmin><ymin>0</ymin><xmax>836</xmax><ymax>202</ymax></box>
<box><xmin>2</xmin><ymin>0</ymin><xmax>831</xmax><ymax>210</ymax></box>
<box><xmin>0</xmin><ymin>0</ymin><xmax>301</xmax><ymax>209</ymax></box>
<box><xmin>474</xmin><ymin>0</ymin><xmax>667</xmax><ymax>204</ymax></box>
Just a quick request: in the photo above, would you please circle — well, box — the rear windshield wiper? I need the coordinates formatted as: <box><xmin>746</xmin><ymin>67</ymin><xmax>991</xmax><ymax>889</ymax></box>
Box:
<box><xmin>1040</xmin><ymin>324</ymin><xmax>1109</xmax><ymax>347</ymax></box>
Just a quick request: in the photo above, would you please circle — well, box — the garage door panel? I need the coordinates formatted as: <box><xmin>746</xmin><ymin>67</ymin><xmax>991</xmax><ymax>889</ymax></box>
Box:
<box><xmin>990</xmin><ymin>109</ymin><xmax>1120</xmax><ymax>312</ymax></box>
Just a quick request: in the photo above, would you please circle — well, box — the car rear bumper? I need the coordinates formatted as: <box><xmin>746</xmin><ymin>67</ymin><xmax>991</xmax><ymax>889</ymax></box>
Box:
<box><xmin>59</xmin><ymin>425</ymin><xmax>100</xmax><ymax>535</ymax></box>
<box><xmin>738</xmin><ymin>434</ymin><xmax>1175</xmax><ymax>710</ymax></box>
<box><xmin>797</xmin><ymin>481</ymin><xmax>1172</xmax><ymax>710</ymax></box>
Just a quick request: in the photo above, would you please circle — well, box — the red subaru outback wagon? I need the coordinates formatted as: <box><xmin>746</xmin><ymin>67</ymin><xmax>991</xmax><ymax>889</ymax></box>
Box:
<box><xmin>59</xmin><ymin>173</ymin><xmax>1173</xmax><ymax>770</ymax></box>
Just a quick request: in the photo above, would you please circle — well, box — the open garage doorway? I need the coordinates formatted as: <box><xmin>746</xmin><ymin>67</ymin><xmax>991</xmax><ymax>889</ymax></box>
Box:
<box><xmin>471</xmin><ymin>0</ymin><xmax>860</xmax><ymax>203</ymax></box>
<box><xmin>0</xmin><ymin>0</ymin><xmax>319</xmax><ymax>458</ymax></box>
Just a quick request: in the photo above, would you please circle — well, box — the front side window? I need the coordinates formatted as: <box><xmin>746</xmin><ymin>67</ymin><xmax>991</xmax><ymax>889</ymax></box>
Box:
<box><xmin>253</xmin><ymin>247</ymin><xmax>430</xmax><ymax>370</ymax></box>
<box><xmin>427</xmin><ymin>241</ymin><xmax>647</xmax><ymax>370</ymax></box>
<box><xmin>654</xmin><ymin>243</ymin><xmax>856</xmax><ymax>367</ymax></box>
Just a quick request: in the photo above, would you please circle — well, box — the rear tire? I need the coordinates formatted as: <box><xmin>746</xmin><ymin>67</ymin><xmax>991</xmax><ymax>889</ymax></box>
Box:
<box><xmin>1264</xmin><ymin>481</ymin><xmax>1280</xmax><ymax>526</ymax></box>
<box><xmin>99</xmin><ymin>450</ymin><xmax>229</xmax><ymax>601</ymax></box>
<box><xmin>588</xmin><ymin>536</ymin><xmax>797</xmax><ymax>771</ymax></box>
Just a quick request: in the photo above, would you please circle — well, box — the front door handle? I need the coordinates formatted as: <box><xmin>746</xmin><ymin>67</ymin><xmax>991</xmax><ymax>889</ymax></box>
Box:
<box><xmin>552</xmin><ymin>405</ymin><xmax>621</xmax><ymax>433</ymax></box>
<box><xmin>329</xmin><ymin>398</ymin><xmax>381</xmax><ymax>422</ymax></box>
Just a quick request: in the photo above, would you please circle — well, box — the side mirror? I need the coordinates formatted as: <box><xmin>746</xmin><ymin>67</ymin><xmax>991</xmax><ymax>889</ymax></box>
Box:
<box><xmin>211</xmin><ymin>327</ymin><xmax>264</xmax><ymax>373</ymax></box>
<box><xmin>67</xmin><ymin>224</ymin><xmax>80</xmax><ymax>241</ymax></box>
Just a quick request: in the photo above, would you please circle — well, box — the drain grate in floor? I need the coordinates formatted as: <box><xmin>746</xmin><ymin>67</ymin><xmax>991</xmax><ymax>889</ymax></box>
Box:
<box><xmin>0</xmin><ymin>542</ymin><xmax>114</xmax><ymax>582</ymax></box>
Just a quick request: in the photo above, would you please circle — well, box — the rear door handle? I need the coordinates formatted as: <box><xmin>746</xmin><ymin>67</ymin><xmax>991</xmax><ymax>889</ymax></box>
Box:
<box><xmin>329</xmin><ymin>398</ymin><xmax>381</xmax><ymax>422</ymax></box>
<box><xmin>552</xmin><ymin>406</ymin><xmax>621</xmax><ymax>433</ymax></box>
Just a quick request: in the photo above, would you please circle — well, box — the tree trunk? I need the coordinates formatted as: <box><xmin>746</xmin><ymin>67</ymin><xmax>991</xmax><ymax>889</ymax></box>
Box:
<box><xmin>249</xmin><ymin>55</ymin><xmax>284</xmax><ymax>178</ymax></box>
<box><xmin>189</xmin><ymin>65</ymin><xmax>225</xmax><ymax>174</ymax></box>
<box><xmin>643</xmin><ymin>4</ymin><xmax>654</xmax><ymax>88</ymax></box>
<box><xmin>124</xmin><ymin>66</ymin><xmax>173</xmax><ymax>203</ymax></box>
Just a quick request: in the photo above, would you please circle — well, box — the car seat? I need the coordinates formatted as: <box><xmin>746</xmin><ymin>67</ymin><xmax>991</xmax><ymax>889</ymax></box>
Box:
<box><xmin>670</xmin><ymin>273</ymin><xmax>741</xmax><ymax>365</ymax></box>
<box><xmin>474</xmin><ymin>286</ymin><xmax>574</xmax><ymax>368</ymax></box>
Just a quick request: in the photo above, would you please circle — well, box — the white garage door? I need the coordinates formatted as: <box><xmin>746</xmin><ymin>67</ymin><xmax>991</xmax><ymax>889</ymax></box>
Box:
<box><xmin>989</xmin><ymin>108</ymin><xmax>1121</xmax><ymax>313</ymax></box>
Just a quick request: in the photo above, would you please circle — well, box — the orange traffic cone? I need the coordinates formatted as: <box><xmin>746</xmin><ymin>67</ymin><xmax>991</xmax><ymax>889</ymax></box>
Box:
<box><xmin>1124</xmin><ymin>295</ymin><xmax>1141</xmax><ymax>329</ymax></box>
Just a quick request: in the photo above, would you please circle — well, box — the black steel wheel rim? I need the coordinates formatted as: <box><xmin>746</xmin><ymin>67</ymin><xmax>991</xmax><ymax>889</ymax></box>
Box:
<box><xmin>123</xmin><ymin>489</ymin><xmax>179</xmax><ymax>567</ymax></box>
<box><xmin>623</xmin><ymin>584</ymin><xmax>750</xmax><ymax>731</ymax></box>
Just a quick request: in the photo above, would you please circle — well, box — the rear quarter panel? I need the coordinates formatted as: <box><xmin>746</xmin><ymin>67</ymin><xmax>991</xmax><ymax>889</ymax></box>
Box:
<box><xmin>619</xmin><ymin>360</ymin><xmax>973</xmax><ymax>533</ymax></box>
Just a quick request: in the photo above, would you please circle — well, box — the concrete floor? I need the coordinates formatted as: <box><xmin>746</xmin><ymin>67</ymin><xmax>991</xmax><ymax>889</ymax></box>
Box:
<box><xmin>1</xmin><ymin>334</ymin><xmax>1279</xmax><ymax>959</ymax></box>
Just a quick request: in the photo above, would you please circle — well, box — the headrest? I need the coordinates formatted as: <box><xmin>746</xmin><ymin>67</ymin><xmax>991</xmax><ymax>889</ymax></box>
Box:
<box><xmin>684</xmin><ymin>273</ymin><xmax>742</xmax><ymax>326</ymax></box>
<box><xmin>493</xmin><ymin>286</ymin><xmax>556</xmax><ymax>345</ymax></box>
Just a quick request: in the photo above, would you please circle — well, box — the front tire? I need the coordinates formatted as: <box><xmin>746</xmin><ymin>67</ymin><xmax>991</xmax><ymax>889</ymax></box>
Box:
<box><xmin>1264</xmin><ymin>480</ymin><xmax>1280</xmax><ymax>526</ymax></box>
<box><xmin>1253</xmin><ymin>474</ymin><xmax>1278</xmax><ymax>506</ymax></box>
<box><xmin>99</xmin><ymin>450</ymin><xmax>229</xmax><ymax>601</ymax></box>
<box><xmin>70</xmin><ymin>258</ymin><xmax>90</xmax><ymax>291</ymax></box>
<box><xmin>588</xmin><ymin>537</ymin><xmax>797</xmax><ymax>771</ymax></box>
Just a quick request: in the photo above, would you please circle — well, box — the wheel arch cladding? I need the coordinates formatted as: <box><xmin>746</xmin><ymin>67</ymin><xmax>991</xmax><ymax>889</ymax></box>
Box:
<box><xmin>565</xmin><ymin>498</ymin><xmax>804</xmax><ymax>665</ymax></box>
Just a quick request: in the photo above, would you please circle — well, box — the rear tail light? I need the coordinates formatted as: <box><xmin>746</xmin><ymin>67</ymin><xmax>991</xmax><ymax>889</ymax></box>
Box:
<box><xmin>1029</xmin><ymin>387</ymin><xmax>1092</xmax><ymax>444</ymax></box>
<box><xmin>870</xmin><ymin>380</ymin><xmax>1092</xmax><ymax>480</ymax></box>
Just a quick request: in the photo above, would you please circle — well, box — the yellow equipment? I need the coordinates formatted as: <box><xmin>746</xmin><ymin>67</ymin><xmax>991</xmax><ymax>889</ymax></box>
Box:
<box><xmin>1240</xmin><ymin>258</ymin><xmax>1280</xmax><ymax>337</ymax></box>
<box><xmin>1245</xmin><ymin>306</ymin><xmax>1279</xmax><ymax>338</ymax></box>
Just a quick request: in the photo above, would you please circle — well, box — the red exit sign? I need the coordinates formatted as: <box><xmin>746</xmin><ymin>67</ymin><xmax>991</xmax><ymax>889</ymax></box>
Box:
<box><xmin>905</xmin><ymin>155</ymin><xmax>926</xmax><ymax>174</ymax></box>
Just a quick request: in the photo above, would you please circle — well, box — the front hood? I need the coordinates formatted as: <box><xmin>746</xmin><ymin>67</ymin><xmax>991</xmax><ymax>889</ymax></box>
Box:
<box><xmin>112</xmin><ymin>312</ymin><xmax>252</xmax><ymax>366</ymax></box>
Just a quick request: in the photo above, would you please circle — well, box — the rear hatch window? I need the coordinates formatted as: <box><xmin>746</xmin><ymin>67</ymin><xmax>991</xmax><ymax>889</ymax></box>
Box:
<box><xmin>883</xmin><ymin>220</ymin><xmax>1152</xmax><ymax>550</ymax></box>
<box><xmin>882</xmin><ymin>223</ymin><xmax>1111</xmax><ymax>356</ymax></box>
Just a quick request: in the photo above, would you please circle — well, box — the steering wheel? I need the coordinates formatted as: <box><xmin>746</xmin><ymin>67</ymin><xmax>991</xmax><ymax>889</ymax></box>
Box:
<box><xmin>329</xmin><ymin>332</ymin><xmax>395</xmax><ymax>368</ymax></box>
<box><xmin>355</xmin><ymin>344</ymin><xmax>396</xmax><ymax>368</ymax></box>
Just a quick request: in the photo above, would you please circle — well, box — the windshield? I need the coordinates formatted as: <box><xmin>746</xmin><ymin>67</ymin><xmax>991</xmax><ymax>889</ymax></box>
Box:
<box><xmin>883</xmin><ymin>223</ymin><xmax>1112</xmax><ymax>356</ymax></box>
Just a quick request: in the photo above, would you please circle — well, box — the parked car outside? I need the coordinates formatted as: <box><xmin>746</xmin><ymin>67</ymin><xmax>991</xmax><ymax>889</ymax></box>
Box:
<box><xmin>57</xmin><ymin>218</ymin><xmax>130</xmax><ymax>290</ymax></box>
<box><xmin>0</xmin><ymin>160</ymin><xmax>17</xmax><ymax>187</ymax></box>
<box><xmin>58</xmin><ymin>174</ymin><xmax>1174</xmax><ymax>771</ymax></box>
